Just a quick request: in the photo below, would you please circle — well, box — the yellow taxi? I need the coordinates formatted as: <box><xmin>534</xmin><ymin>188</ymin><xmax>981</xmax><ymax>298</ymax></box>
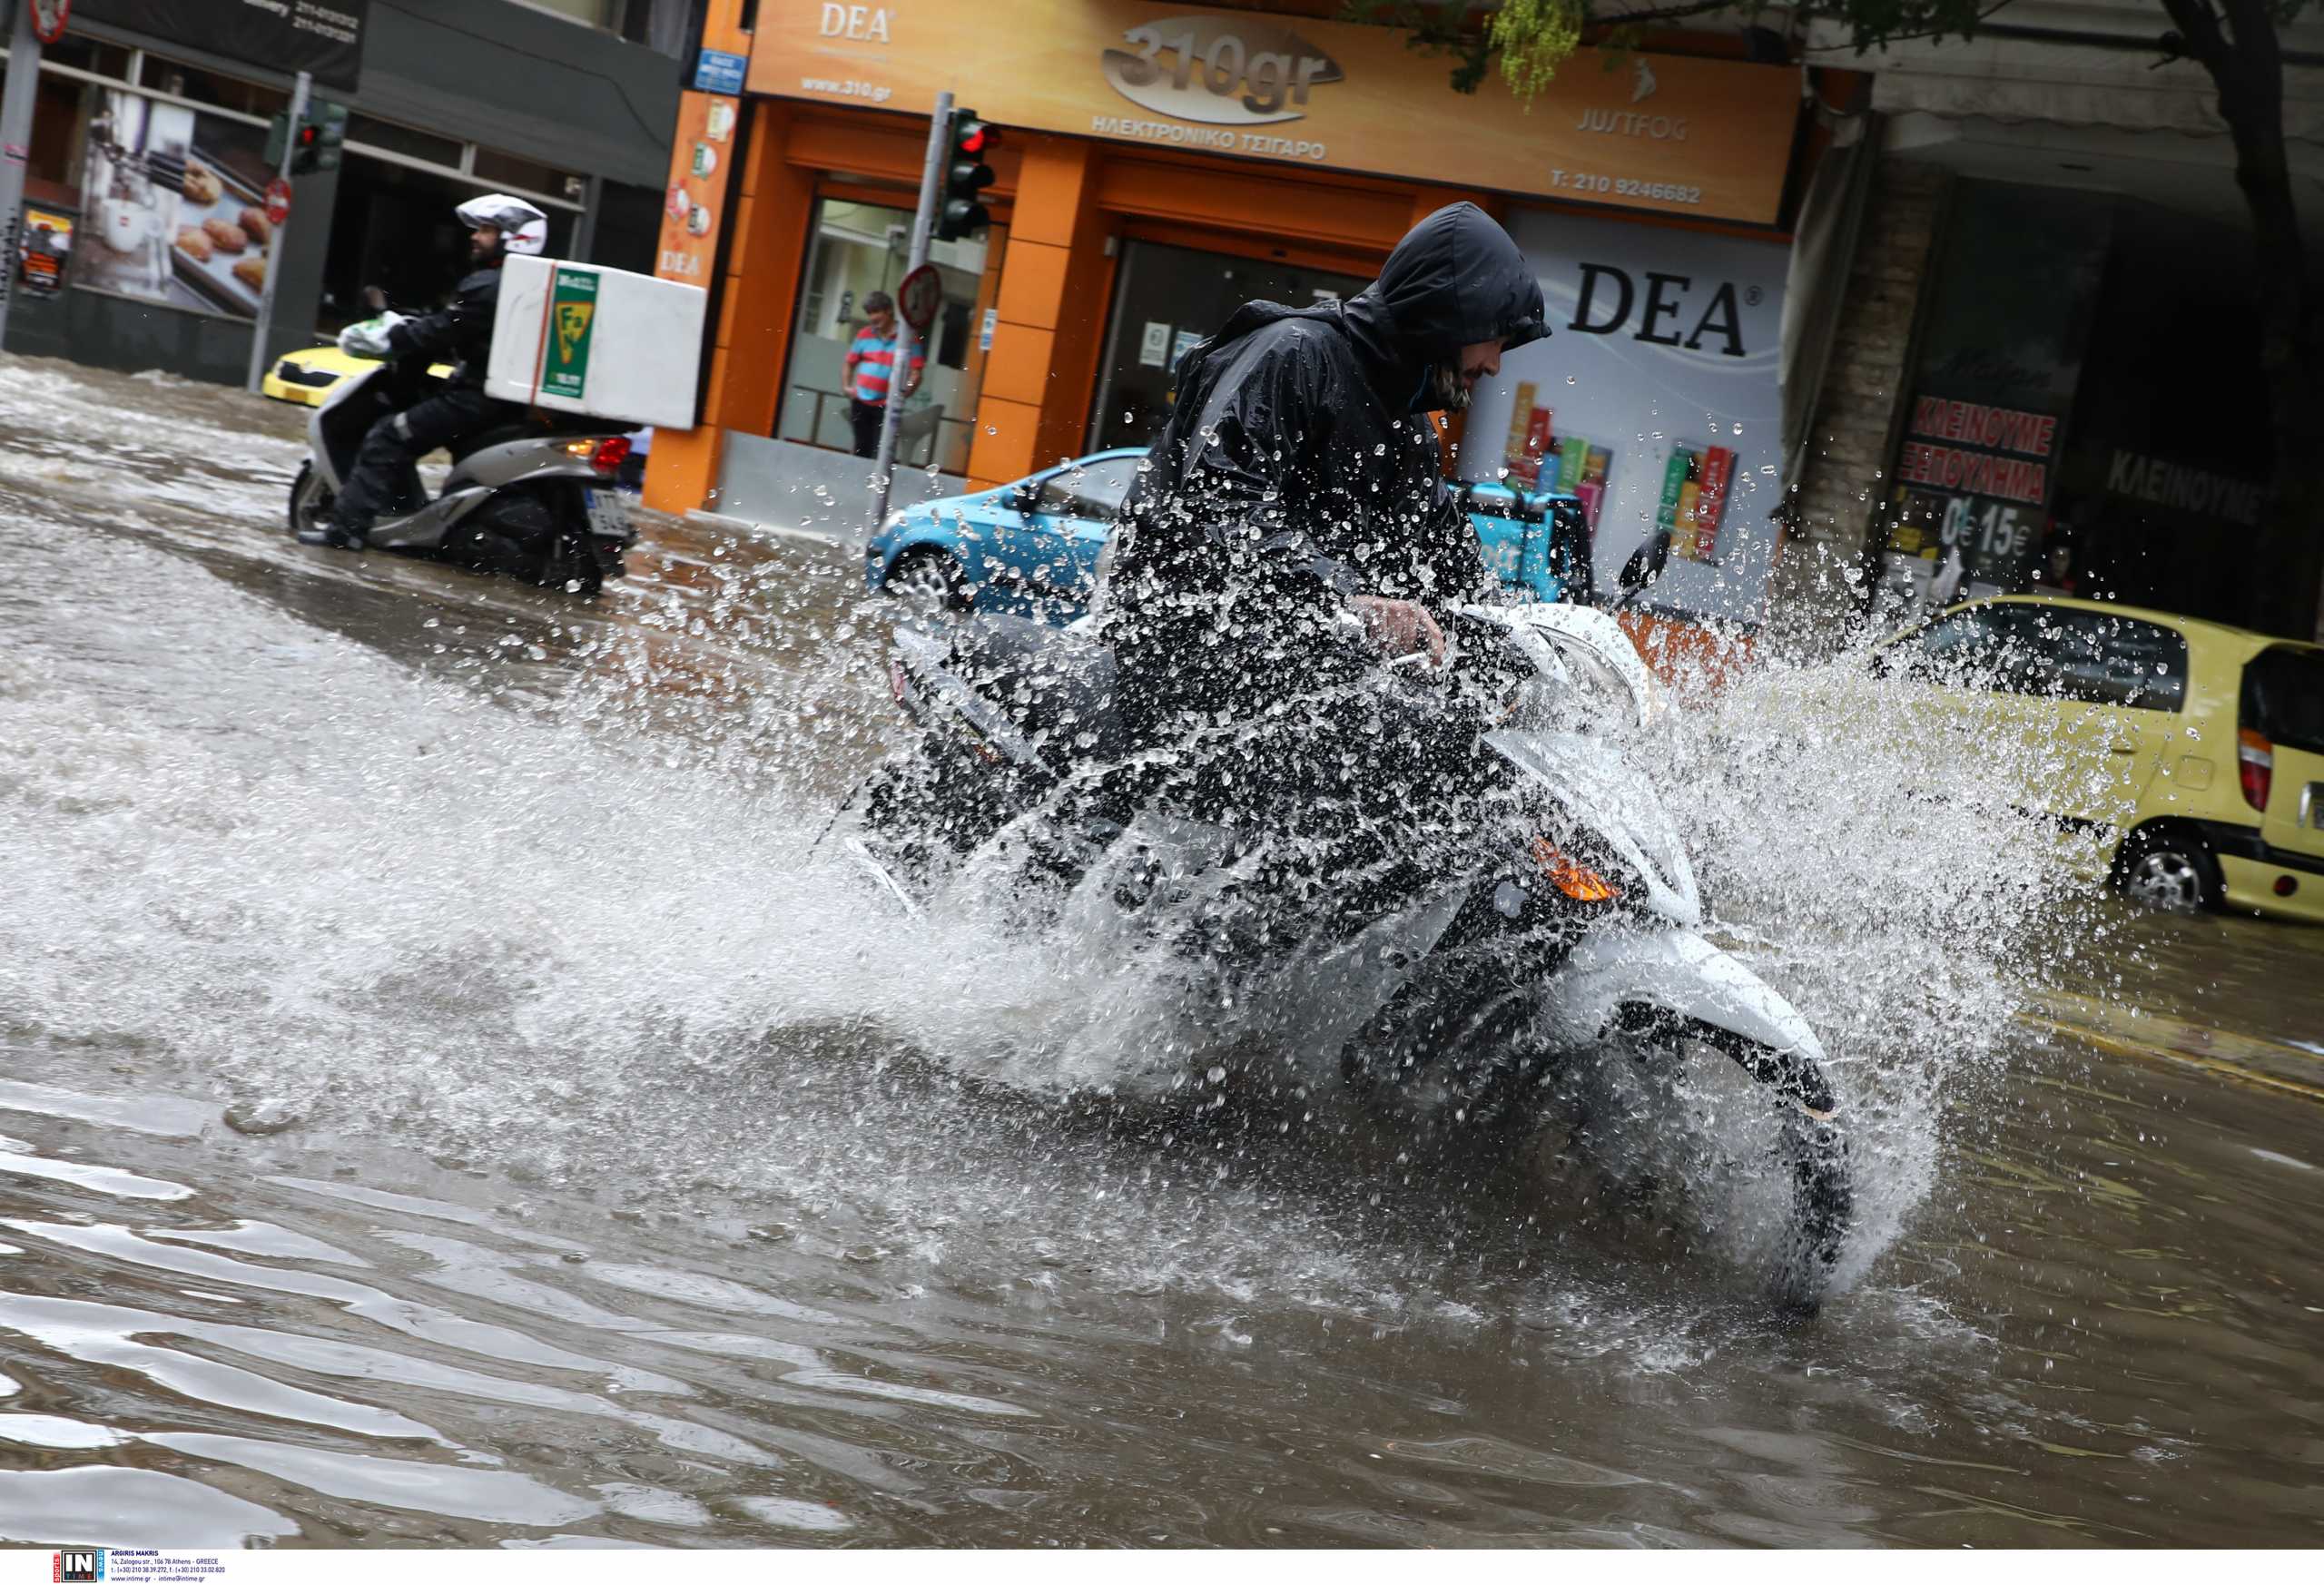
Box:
<box><xmin>1877</xmin><ymin>594</ymin><xmax>2324</xmax><ymax>920</ymax></box>
<box><xmin>260</xmin><ymin>343</ymin><xmax>452</xmax><ymax>407</ymax></box>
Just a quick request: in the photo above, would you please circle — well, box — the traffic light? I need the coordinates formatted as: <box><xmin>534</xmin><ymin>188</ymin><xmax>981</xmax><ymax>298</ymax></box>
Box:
<box><xmin>268</xmin><ymin>100</ymin><xmax>350</xmax><ymax>176</ymax></box>
<box><xmin>290</xmin><ymin>100</ymin><xmax>349</xmax><ymax>175</ymax></box>
<box><xmin>935</xmin><ymin>108</ymin><xmax>996</xmax><ymax>242</ymax></box>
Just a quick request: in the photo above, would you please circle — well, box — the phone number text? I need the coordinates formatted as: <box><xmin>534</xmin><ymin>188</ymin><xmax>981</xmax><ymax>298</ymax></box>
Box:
<box><xmin>1543</xmin><ymin>171</ymin><xmax>1703</xmax><ymax>205</ymax></box>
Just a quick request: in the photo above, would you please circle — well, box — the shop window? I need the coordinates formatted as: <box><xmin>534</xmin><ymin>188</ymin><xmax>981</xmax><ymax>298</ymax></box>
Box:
<box><xmin>34</xmin><ymin>35</ymin><xmax>133</xmax><ymax>80</ymax></box>
<box><xmin>25</xmin><ymin>70</ymin><xmax>87</xmax><ymax>209</ymax></box>
<box><xmin>318</xmin><ymin>153</ymin><xmax>573</xmax><ymax>332</ymax></box>
<box><xmin>774</xmin><ymin>195</ymin><xmax>995</xmax><ymax>474</ymax></box>
<box><xmin>135</xmin><ymin>57</ymin><xmax>287</xmax><ymax>119</ymax></box>
<box><xmin>509</xmin><ymin>0</ymin><xmax>625</xmax><ymax>27</ymax></box>
<box><xmin>472</xmin><ymin>145</ymin><xmax>583</xmax><ymax>204</ymax></box>
<box><xmin>1089</xmin><ymin>240</ymin><xmax>1364</xmax><ymax>453</ymax></box>
<box><xmin>348</xmin><ymin>114</ymin><xmax>465</xmax><ymax>172</ymax></box>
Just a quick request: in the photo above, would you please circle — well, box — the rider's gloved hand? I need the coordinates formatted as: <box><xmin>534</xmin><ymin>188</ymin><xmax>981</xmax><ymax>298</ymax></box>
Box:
<box><xmin>1349</xmin><ymin>595</ymin><xmax>1446</xmax><ymax>671</ymax></box>
<box><xmin>336</xmin><ymin>311</ymin><xmax>407</xmax><ymax>359</ymax></box>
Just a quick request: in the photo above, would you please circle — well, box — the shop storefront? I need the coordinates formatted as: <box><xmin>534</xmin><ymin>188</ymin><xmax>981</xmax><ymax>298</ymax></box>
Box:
<box><xmin>646</xmin><ymin>0</ymin><xmax>1814</xmax><ymax>610</ymax></box>
<box><xmin>1462</xmin><ymin>208</ymin><xmax>1790</xmax><ymax>625</ymax></box>
<box><xmin>1874</xmin><ymin>179</ymin><xmax>2283</xmax><ymax>630</ymax></box>
<box><xmin>2</xmin><ymin>1</ymin><xmax>677</xmax><ymax>386</ymax></box>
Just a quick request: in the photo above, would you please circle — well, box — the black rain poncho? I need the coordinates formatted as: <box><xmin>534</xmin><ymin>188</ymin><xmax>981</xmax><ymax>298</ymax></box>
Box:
<box><xmin>385</xmin><ymin>265</ymin><xmax>504</xmax><ymax>389</ymax></box>
<box><xmin>1100</xmin><ymin>202</ymin><xmax>1548</xmax><ymax>736</ymax></box>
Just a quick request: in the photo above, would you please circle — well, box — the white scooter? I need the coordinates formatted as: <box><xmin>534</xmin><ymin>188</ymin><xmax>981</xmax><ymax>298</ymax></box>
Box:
<box><xmin>856</xmin><ymin>600</ymin><xmax>1850</xmax><ymax>1312</ymax></box>
<box><xmin>286</xmin><ymin>353</ymin><xmax>636</xmax><ymax>595</ymax></box>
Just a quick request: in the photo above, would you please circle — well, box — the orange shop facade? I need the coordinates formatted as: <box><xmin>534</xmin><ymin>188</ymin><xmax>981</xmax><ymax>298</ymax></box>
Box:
<box><xmin>641</xmin><ymin>0</ymin><xmax>1812</xmax><ymax>524</ymax></box>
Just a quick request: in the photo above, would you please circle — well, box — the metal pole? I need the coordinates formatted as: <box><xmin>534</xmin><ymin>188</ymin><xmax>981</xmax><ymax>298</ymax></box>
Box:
<box><xmin>870</xmin><ymin>87</ymin><xmax>950</xmax><ymax>537</ymax></box>
<box><xmin>0</xmin><ymin>1</ymin><xmax>50</xmax><ymax>348</ymax></box>
<box><xmin>244</xmin><ymin>70</ymin><xmax>310</xmax><ymax>394</ymax></box>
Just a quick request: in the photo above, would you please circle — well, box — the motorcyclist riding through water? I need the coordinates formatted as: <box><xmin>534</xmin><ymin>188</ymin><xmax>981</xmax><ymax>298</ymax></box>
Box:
<box><xmin>298</xmin><ymin>193</ymin><xmax>548</xmax><ymax>550</ymax></box>
<box><xmin>1092</xmin><ymin>202</ymin><xmax>1550</xmax><ymax>900</ymax></box>
<box><xmin>864</xmin><ymin>202</ymin><xmax>1853</xmax><ymax>1310</ymax></box>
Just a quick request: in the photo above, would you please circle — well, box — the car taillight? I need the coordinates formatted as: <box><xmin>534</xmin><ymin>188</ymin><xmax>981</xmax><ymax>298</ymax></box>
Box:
<box><xmin>564</xmin><ymin>437</ymin><xmax>632</xmax><ymax>475</ymax></box>
<box><xmin>2237</xmin><ymin>727</ymin><xmax>2273</xmax><ymax>812</ymax></box>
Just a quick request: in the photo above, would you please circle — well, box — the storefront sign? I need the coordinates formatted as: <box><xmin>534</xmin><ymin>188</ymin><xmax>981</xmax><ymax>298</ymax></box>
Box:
<box><xmin>76</xmin><ymin>0</ymin><xmax>369</xmax><ymax>93</ymax></box>
<box><xmin>1878</xmin><ymin>184</ymin><xmax>2110</xmax><ymax>611</ymax></box>
<box><xmin>745</xmin><ymin>0</ymin><xmax>1798</xmax><ymax>224</ymax></box>
<box><xmin>655</xmin><ymin>92</ymin><xmax>737</xmax><ymax>285</ymax></box>
<box><xmin>1465</xmin><ymin>207</ymin><xmax>1787</xmax><ymax>623</ymax></box>
<box><xmin>694</xmin><ymin>46</ymin><xmax>749</xmax><ymax>94</ymax></box>
<box><xmin>2103</xmin><ymin>448</ymin><xmax>2264</xmax><ymax>527</ymax></box>
<box><xmin>543</xmin><ymin>267</ymin><xmax>599</xmax><ymax>400</ymax></box>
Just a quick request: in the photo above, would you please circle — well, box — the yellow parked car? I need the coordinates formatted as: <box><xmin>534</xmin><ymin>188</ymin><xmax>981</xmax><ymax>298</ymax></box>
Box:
<box><xmin>261</xmin><ymin>343</ymin><xmax>452</xmax><ymax>407</ymax></box>
<box><xmin>1876</xmin><ymin>594</ymin><xmax>2324</xmax><ymax>920</ymax></box>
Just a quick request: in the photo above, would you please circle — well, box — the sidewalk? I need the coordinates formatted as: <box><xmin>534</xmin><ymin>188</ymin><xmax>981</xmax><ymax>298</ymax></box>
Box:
<box><xmin>684</xmin><ymin>433</ymin><xmax>969</xmax><ymax>549</ymax></box>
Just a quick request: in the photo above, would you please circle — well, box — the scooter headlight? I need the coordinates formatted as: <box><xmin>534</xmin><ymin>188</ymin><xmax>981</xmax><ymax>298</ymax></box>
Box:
<box><xmin>1531</xmin><ymin>836</ymin><xmax>1621</xmax><ymax>903</ymax></box>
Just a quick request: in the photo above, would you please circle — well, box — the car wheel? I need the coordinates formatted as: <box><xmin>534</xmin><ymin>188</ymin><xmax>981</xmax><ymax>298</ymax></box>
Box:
<box><xmin>2116</xmin><ymin>830</ymin><xmax>2222</xmax><ymax>914</ymax></box>
<box><xmin>887</xmin><ymin>548</ymin><xmax>970</xmax><ymax>615</ymax></box>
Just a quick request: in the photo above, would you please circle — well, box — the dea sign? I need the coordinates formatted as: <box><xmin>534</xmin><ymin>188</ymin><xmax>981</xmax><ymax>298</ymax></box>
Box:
<box><xmin>1101</xmin><ymin>15</ymin><xmax>1343</xmax><ymax>125</ymax></box>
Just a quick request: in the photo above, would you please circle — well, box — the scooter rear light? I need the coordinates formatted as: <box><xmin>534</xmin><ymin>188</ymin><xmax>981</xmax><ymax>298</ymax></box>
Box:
<box><xmin>1531</xmin><ymin>837</ymin><xmax>1620</xmax><ymax>903</ymax></box>
<box><xmin>564</xmin><ymin>437</ymin><xmax>632</xmax><ymax>475</ymax></box>
<box><xmin>2237</xmin><ymin>728</ymin><xmax>2273</xmax><ymax>812</ymax></box>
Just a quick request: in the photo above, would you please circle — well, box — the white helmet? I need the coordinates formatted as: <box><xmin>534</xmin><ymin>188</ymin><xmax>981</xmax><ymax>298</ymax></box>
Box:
<box><xmin>456</xmin><ymin>193</ymin><xmax>549</xmax><ymax>256</ymax></box>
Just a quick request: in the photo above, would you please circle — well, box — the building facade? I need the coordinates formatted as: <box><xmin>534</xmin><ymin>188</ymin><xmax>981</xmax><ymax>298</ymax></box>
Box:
<box><xmin>1778</xmin><ymin>0</ymin><xmax>2324</xmax><ymax>641</ymax></box>
<box><xmin>646</xmin><ymin>0</ymin><xmax>1861</xmax><ymax>633</ymax></box>
<box><xmin>2</xmin><ymin>0</ymin><xmax>691</xmax><ymax>386</ymax></box>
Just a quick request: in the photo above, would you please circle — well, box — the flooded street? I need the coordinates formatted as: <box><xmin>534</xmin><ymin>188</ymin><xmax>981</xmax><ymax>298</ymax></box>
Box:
<box><xmin>2</xmin><ymin>356</ymin><xmax>2320</xmax><ymax>1548</ymax></box>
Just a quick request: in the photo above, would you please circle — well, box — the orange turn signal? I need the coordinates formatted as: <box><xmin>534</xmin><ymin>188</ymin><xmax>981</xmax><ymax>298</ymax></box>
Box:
<box><xmin>1531</xmin><ymin>837</ymin><xmax>1620</xmax><ymax>902</ymax></box>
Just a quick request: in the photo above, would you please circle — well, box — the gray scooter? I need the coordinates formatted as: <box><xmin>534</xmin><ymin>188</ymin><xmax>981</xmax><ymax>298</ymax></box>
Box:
<box><xmin>287</xmin><ymin>359</ymin><xmax>638</xmax><ymax>596</ymax></box>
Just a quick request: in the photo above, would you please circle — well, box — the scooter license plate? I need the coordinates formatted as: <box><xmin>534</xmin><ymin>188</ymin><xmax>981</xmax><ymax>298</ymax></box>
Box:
<box><xmin>582</xmin><ymin>488</ymin><xmax>630</xmax><ymax>540</ymax></box>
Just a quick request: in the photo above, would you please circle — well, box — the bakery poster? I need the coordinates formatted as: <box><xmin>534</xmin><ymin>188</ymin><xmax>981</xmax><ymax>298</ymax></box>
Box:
<box><xmin>1466</xmin><ymin>208</ymin><xmax>1787</xmax><ymax>625</ymax></box>
<box><xmin>73</xmin><ymin>90</ymin><xmax>278</xmax><ymax>320</ymax></box>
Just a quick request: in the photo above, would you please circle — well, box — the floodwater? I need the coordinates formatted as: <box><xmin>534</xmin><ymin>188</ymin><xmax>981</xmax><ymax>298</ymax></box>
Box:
<box><xmin>1</xmin><ymin>356</ymin><xmax>2320</xmax><ymax>1548</ymax></box>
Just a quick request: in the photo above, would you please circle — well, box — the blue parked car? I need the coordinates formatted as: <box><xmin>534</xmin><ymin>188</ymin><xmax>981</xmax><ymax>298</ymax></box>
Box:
<box><xmin>866</xmin><ymin>448</ymin><xmax>1595</xmax><ymax>622</ymax></box>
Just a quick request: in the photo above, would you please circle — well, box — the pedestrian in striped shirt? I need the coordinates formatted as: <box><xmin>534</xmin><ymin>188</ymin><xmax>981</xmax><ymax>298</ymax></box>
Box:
<box><xmin>843</xmin><ymin>290</ymin><xmax>925</xmax><ymax>458</ymax></box>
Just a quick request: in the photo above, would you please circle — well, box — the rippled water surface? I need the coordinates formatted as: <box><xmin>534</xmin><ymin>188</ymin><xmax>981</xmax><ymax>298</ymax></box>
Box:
<box><xmin>1</xmin><ymin>358</ymin><xmax>2320</xmax><ymax>1547</ymax></box>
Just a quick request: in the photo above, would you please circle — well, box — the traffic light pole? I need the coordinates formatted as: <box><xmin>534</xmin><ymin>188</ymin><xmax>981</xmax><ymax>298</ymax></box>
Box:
<box><xmin>870</xmin><ymin>88</ymin><xmax>951</xmax><ymax>538</ymax></box>
<box><xmin>243</xmin><ymin>70</ymin><xmax>312</xmax><ymax>395</ymax></box>
<box><xmin>0</xmin><ymin>1</ymin><xmax>49</xmax><ymax>348</ymax></box>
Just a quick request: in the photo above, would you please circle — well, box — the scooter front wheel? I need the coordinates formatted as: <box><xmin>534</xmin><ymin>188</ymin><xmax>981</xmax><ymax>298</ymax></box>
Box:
<box><xmin>287</xmin><ymin>461</ymin><xmax>334</xmax><ymax>540</ymax></box>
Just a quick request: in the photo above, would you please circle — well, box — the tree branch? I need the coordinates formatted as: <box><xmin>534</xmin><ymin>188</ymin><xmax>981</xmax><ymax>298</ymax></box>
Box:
<box><xmin>2158</xmin><ymin>0</ymin><xmax>2233</xmax><ymax>69</ymax></box>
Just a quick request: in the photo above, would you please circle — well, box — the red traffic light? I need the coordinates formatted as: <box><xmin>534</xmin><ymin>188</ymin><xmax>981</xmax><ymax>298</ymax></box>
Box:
<box><xmin>952</xmin><ymin>112</ymin><xmax>994</xmax><ymax>155</ymax></box>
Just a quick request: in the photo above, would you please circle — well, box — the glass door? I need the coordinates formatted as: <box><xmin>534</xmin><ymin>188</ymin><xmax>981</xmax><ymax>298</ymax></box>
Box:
<box><xmin>775</xmin><ymin>196</ymin><xmax>998</xmax><ymax>473</ymax></box>
<box><xmin>1089</xmin><ymin>240</ymin><xmax>1367</xmax><ymax>454</ymax></box>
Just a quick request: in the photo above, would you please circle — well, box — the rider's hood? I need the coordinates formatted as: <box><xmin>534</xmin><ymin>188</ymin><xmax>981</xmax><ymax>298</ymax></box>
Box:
<box><xmin>1358</xmin><ymin>202</ymin><xmax>1549</xmax><ymax>363</ymax></box>
<box><xmin>1180</xmin><ymin>202</ymin><xmax>1547</xmax><ymax>409</ymax></box>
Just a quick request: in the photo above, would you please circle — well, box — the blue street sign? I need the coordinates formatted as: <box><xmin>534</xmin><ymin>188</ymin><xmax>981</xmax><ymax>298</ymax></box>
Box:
<box><xmin>694</xmin><ymin>48</ymin><xmax>746</xmax><ymax>95</ymax></box>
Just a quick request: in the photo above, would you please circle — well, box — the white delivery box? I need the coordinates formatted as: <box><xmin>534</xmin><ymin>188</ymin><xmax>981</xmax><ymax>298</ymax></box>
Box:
<box><xmin>486</xmin><ymin>255</ymin><xmax>707</xmax><ymax>430</ymax></box>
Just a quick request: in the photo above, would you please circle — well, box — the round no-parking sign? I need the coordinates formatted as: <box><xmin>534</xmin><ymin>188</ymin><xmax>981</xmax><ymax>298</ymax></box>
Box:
<box><xmin>896</xmin><ymin>262</ymin><xmax>941</xmax><ymax>335</ymax></box>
